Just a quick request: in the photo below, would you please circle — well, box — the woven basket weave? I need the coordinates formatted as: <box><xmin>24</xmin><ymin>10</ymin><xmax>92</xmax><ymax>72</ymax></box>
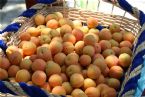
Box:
<box><xmin>0</xmin><ymin>0</ymin><xmax>143</xmax><ymax>97</ymax></box>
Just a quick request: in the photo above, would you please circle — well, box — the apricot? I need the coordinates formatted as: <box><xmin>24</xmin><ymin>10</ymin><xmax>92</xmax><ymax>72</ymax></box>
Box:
<box><xmin>99</xmin><ymin>40</ymin><xmax>111</xmax><ymax>51</ymax></box>
<box><xmin>8</xmin><ymin>51</ymin><xmax>22</xmax><ymax>65</ymax></box>
<box><xmin>62</xmin><ymin>82</ymin><xmax>73</xmax><ymax>95</ymax></box>
<box><xmin>32</xmin><ymin>71</ymin><xmax>47</xmax><ymax>86</ymax></box>
<box><xmin>109</xmin><ymin>66</ymin><xmax>124</xmax><ymax>79</ymax></box>
<box><xmin>20</xmin><ymin>59</ymin><xmax>32</xmax><ymax>70</ymax></box>
<box><xmin>112</xmin><ymin>46</ymin><xmax>121</xmax><ymax>56</ymax></box>
<box><xmin>48</xmin><ymin>74</ymin><xmax>63</xmax><ymax>87</ymax></box>
<box><xmin>60</xmin><ymin>24</ymin><xmax>72</xmax><ymax>37</ymax></box>
<box><xmin>102</xmin><ymin>49</ymin><xmax>115</xmax><ymax>58</ymax></box>
<box><xmin>109</xmin><ymin>23</ymin><xmax>120</xmax><ymax>33</ymax></box>
<box><xmin>102</xmin><ymin>67</ymin><xmax>110</xmax><ymax>77</ymax></box>
<box><xmin>83</xmin><ymin>45</ymin><xmax>95</xmax><ymax>57</ymax></box>
<box><xmin>120</xmin><ymin>40</ymin><xmax>132</xmax><ymax>48</ymax></box>
<box><xmin>79</xmin><ymin>54</ymin><xmax>91</xmax><ymax>66</ymax></box>
<box><xmin>87</xmin><ymin>64</ymin><xmax>101</xmax><ymax>79</ymax></box>
<box><xmin>39</xmin><ymin>35</ymin><xmax>51</xmax><ymax>45</ymax></box>
<box><xmin>93</xmin><ymin>53</ymin><xmax>104</xmax><ymax>61</ymax></box>
<box><xmin>59</xmin><ymin>18</ymin><xmax>73</xmax><ymax>27</ymax></box>
<box><xmin>30</xmin><ymin>37</ymin><xmax>40</xmax><ymax>46</ymax></box>
<box><xmin>65</xmin><ymin>53</ymin><xmax>79</xmax><ymax>66</ymax></box>
<box><xmin>63</xmin><ymin>33</ymin><xmax>76</xmax><ymax>44</ymax></box>
<box><xmin>93</xmin><ymin>58</ymin><xmax>107</xmax><ymax>72</ymax></box>
<box><xmin>85</xmin><ymin>87</ymin><xmax>100</xmax><ymax>97</ymax></box>
<box><xmin>31</xmin><ymin>59</ymin><xmax>46</xmax><ymax>71</ymax></box>
<box><xmin>16</xmin><ymin>69</ymin><xmax>31</xmax><ymax>82</ymax></box>
<box><xmin>41</xmin><ymin>28</ymin><xmax>51</xmax><ymax>36</ymax></box>
<box><xmin>41</xmin><ymin>82</ymin><xmax>51</xmax><ymax>92</ymax></box>
<box><xmin>8</xmin><ymin>65</ymin><xmax>20</xmax><ymax>77</ymax></box>
<box><xmin>29</xmin><ymin>54</ymin><xmax>38</xmax><ymax>62</ymax></box>
<box><xmin>109</xmin><ymin>39</ymin><xmax>119</xmax><ymax>47</ymax></box>
<box><xmin>50</xmin><ymin>29</ymin><xmax>60</xmax><ymax>38</ymax></box>
<box><xmin>73</xmin><ymin>20</ymin><xmax>82</xmax><ymax>29</ymax></box>
<box><xmin>63</xmin><ymin>42</ymin><xmax>74</xmax><ymax>55</ymax></box>
<box><xmin>70</xmin><ymin>73</ymin><xmax>84</xmax><ymax>88</ymax></box>
<box><xmin>46</xmin><ymin>19</ymin><xmax>59</xmax><ymax>29</ymax></box>
<box><xmin>0</xmin><ymin>68</ymin><xmax>8</xmax><ymax>80</ymax></box>
<box><xmin>83</xmin><ymin>78</ymin><xmax>96</xmax><ymax>90</ymax></box>
<box><xmin>37</xmin><ymin>46</ymin><xmax>52</xmax><ymax>61</ymax></box>
<box><xmin>49</xmin><ymin>41</ymin><xmax>63</xmax><ymax>55</ymax></box>
<box><xmin>96</xmin><ymin>74</ymin><xmax>105</xmax><ymax>85</ymax></box>
<box><xmin>46</xmin><ymin>61</ymin><xmax>61</xmax><ymax>76</ymax></box>
<box><xmin>123</xmin><ymin>32</ymin><xmax>135</xmax><ymax>43</ymax></box>
<box><xmin>120</xmin><ymin>47</ymin><xmax>132</xmax><ymax>56</ymax></box>
<box><xmin>87</xmin><ymin>17</ymin><xmax>98</xmax><ymax>28</ymax></box>
<box><xmin>105</xmin><ymin>55</ymin><xmax>119</xmax><ymax>68</ymax></box>
<box><xmin>22</xmin><ymin>41</ymin><xmax>36</xmax><ymax>56</ymax></box>
<box><xmin>34</xmin><ymin>14</ymin><xmax>45</xmax><ymax>26</ymax></box>
<box><xmin>66</xmin><ymin>65</ymin><xmax>82</xmax><ymax>77</ymax></box>
<box><xmin>54</xmin><ymin>12</ymin><xmax>63</xmax><ymax>19</ymax></box>
<box><xmin>53</xmin><ymin>53</ymin><xmax>66</xmax><ymax>66</ymax></box>
<box><xmin>74</xmin><ymin>41</ymin><xmax>85</xmax><ymax>55</ymax></box>
<box><xmin>106</xmin><ymin>78</ymin><xmax>120</xmax><ymax>90</ymax></box>
<box><xmin>101</xmin><ymin>87</ymin><xmax>117</xmax><ymax>97</ymax></box>
<box><xmin>19</xmin><ymin>32</ymin><xmax>31</xmax><ymax>41</ymax></box>
<box><xmin>94</xmin><ymin>43</ymin><xmax>101</xmax><ymax>53</ymax></box>
<box><xmin>6</xmin><ymin>45</ymin><xmax>19</xmax><ymax>55</ymax></box>
<box><xmin>45</xmin><ymin>14</ymin><xmax>58</xmax><ymax>22</ymax></box>
<box><xmin>72</xmin><ymin>28</ymin><xmax>84</xmax><ymax>42</ymax></box>
<box><xmin>51</xmin><ymin>37</ymin><xmax>63</xmax><ymax>43</ymax></box>
<box><xmin>52</xmin><ymin>86</ymin><xmax>66</xmax><ymax>95</ymax></box>
<box><xmin>112</xmin><ymin>32</ymin><xmax>123</xmax><ymax>42</ymax></box>
<box><xmin>26</xmin><ymin>27</ymin><xmax>40</xmax><ymax>37</ymax></box>
<box><xmin>80</xmin><ymin>26</ymin><xmax>89</xmax><ymax>34</ymax></box>
<box><xmin>118</xmin><ymin>53</ymin><xmax>131</xmax><ymax>68</ymax></box>
<box><xmin>71</xmin><ymin>89</ymin><xmax>87</xmax><ymax>97</ymax></box>
<box><xmin>89</xmin><ymin>28</ymin><xmax>99</xmax><ymax>35</ymax></box>
<box><xmin>84</xmin><ymin>33</ymin><xmax>99</xmax><ymax>46</ymax></box>
<box><xmin>99</xmin><ymin>28</ymin><xmax>112</xmax><ymax>40</ymax></box>
<box><xmin>0</xmin><ymin>57</ymin><xmax>10</xmax><ymax>70</ymax></box>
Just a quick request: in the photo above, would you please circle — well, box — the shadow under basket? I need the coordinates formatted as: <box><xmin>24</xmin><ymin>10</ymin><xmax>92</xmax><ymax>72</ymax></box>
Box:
<box><xmin>0</xmin><ymin>1</ymin><xmax>143</xmax><ymax>97</ymax></box>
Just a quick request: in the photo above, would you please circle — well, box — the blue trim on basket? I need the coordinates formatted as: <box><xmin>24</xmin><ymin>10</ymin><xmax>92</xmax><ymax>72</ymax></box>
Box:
<box><xmin>134</xmin><ymin>56</ymin><xmax>145</xmax><ymax>97</ymax></box>
<box><xmin>133</xmin><ymin>30</ymin><xmax>145</xmax><ymax>53</ymax></box>
<box><xmin>0</xmin><ymin>40</ymin><xmax>7</xmax><ymax>51</ymax></box>
<box><xmin>20</xmin><ymin>83</ymin><xmax>49</xmax><ymax>97</ymax></box>
<box><xmin>118</xmin><ymin>0</ymin><xmax>133</xmax><ymax>14</ymax></box>
<box><xmin>0</xmin><ymin>81</ymin><xmax>16</xmax><ymax>95</ymax></box>
<box><xmin>139</xmin><ymin>11</ymin><xmax>145</xmax><ymax>26</ymax></box>
<box><xmin>19</xmin><ymin>9</ymin><xmax>37</xmax><ymax>18</ymax></box>
<box><xmin>131</xmin><ymin>52</ymin><xmax>144</xmax><ymax>72</ymax></box>
<box><xmin>36</xmin><ymin>0</ymin><xmax>57</xmax><ymax>4</ymax></box>
<box><xmin>1</xmin><ymin>23</ymin><xmax>21</xmax><ymax>34</ymax></box>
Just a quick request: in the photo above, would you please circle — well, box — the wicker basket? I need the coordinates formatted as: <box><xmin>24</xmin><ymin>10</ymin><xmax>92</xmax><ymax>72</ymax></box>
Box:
<box><xmin>0</xmin><ymin>0</ymin><xmax>144</xmax><ymax>97</ymax></box>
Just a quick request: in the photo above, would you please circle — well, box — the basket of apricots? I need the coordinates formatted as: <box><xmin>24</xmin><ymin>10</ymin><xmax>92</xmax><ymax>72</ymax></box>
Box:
<box><xmin>0</xmin><ymin>0</ymin><xmax>142</xmax><ymax>97</ymax></box>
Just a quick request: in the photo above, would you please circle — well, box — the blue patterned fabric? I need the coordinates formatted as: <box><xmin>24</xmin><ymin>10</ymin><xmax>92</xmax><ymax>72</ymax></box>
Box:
<box><xmin>0</xmin><ymin>81</ymin><xmax>16</xmax><ymax>95</ymax></box>
<box><xmin>1</xmin><ymin>23</ymin><xmax>21</xmax><ymax>34</ymax></box>
<box><xmin>20</xmin><ymin>83</ymin><xmax>49</xmax><ymax>97</ymax></box>
<box><xmin>134</xmin><ymin>57</ymin><xmax>145</xmax><ymax>97</ymax></box>
<box><xmin>116</xmin><ymin>0</ymin><xmax>145</xmax><ymax>97</ymax></box>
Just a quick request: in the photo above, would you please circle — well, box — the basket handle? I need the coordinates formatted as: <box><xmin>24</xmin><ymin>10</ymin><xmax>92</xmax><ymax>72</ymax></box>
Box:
<box><xmin>103</xmin><ymin>0</ymin><xmax>145</xmax><ymax>26</ymax></box>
